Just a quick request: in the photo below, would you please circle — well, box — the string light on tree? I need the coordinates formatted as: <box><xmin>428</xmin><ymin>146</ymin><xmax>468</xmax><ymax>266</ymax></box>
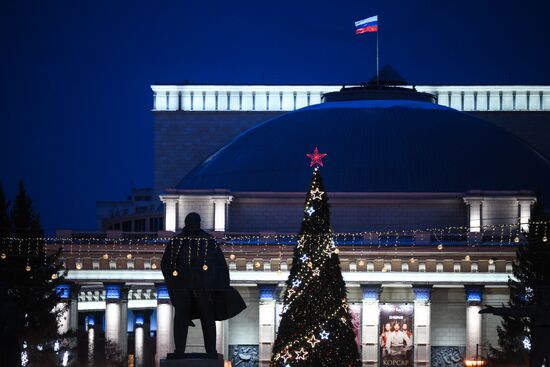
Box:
<box><xmin>271</xmin><ymin>149</ymin><xmax>360</xmax><ymax>366</ymax></box>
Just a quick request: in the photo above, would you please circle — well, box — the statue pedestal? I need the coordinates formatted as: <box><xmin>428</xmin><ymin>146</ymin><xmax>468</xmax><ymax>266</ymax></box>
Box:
<box><xmin>160</xmin><ymin>353</ymin><xmax>226</xmax><ymax>367</ymax></box>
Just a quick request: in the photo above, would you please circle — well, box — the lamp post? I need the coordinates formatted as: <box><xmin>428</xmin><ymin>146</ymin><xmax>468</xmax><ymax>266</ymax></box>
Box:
<box><xmin>464</xmin><ymin>344</ymin><xmax>485</xmax><ymax>366</ymax></box>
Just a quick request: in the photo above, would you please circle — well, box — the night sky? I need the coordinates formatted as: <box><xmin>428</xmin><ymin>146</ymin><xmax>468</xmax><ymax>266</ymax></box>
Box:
<box><xmin>1</xmin><ymin>0</ymin><xmax>549</xmax><ymax>234</ymax></box>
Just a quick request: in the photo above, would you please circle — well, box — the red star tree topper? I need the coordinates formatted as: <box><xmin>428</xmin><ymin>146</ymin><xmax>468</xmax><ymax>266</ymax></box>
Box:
<box><xmin>306</xmin><ymin>147</ymin><xmax>327</xmax><ymax>167</ymax></box>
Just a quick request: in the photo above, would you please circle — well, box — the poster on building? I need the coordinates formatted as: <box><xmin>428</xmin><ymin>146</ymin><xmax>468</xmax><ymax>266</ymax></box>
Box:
<box><xmin>379</xmin><ymin>304</ymin><xmax>414</xmax><ymax>366</ymax></box>
<box><xmin>349</xmin><ymin>303</ymin><xmax>362</xmax><ymax>351</ymax></box>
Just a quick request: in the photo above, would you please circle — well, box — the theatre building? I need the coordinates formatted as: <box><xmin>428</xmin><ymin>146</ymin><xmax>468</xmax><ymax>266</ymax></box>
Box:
<box><xmin>61</xmin><ymin>81</ymin><xmax>550</xmax><ymax>366</ymax></box>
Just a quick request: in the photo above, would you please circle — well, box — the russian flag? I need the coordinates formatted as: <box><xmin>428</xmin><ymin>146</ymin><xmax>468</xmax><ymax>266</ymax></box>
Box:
<box><xmin>355</xmin><ymin>15</ymin><xmax>378</xmax><ymax>34</ymax></box>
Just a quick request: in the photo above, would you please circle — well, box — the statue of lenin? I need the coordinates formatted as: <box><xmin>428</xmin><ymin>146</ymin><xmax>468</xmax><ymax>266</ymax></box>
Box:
<box><xmin>161</xmin><ymin>212</ymin><xmax>246</xmax><ymax>356</ymax></box>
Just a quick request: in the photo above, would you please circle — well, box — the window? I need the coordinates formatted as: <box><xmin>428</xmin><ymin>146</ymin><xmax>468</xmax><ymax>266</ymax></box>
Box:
<box><xmin>122</xmin><ymin>221</ymin><xmax>132</xmax><ymax>232</ymax></box>
<box><xmin>134</xmin><ymin>219</ymin><xmax>146</xmax><ymax>232</ymax></box>
<box><xmin>149</xmin><ymin>217</ymin><xmax>164</xmax><ymax>232</ymax></box>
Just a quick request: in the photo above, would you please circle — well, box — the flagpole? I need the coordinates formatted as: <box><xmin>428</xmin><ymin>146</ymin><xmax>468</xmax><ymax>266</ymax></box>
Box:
<box><xmin>376</xmin><ymin>18</ymin><xmax>379</xmax><ymax>86</ymax></box>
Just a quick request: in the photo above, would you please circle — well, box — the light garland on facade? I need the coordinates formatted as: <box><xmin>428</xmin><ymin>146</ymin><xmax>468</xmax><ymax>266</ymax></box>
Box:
<box><xmin>0</xmin><ymin>221</ymin><xmax>547</xmax><ymax>271</ymax></box>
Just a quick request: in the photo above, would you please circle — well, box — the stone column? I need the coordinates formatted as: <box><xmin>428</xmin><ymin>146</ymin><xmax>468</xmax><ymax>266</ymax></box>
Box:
<box><xmin>518</xmin><ymin>199</ymin><xmax>535</xmax><ymax>233</ymax></box>
<box><xmin>55</xmin><ymin>283</ymin><xmax>79</xmax><ymax>334</ymax></box>
<box><xmin>258</xmin><ymin>284</ymin><xmax>278</xmax><ymax>367</ymax></box>
<box><xmin>213</xmin><ymin>196</ymin><xmax>233</xmax><ymax>232</ymax></box>
<box><xmin>360</xmin><ymin>285</ymin><xmax>381</xmax><ymax>367</ymax></box>
<box><xmin>464</xmin><ymin>197</ymin><xmax>482</xmax><ymax>232</ymax></box>
<box><xmin>413</xmin><ymin>286</ymin><xmax>432</xmax><ymax>367</ymax></box>
<box><xmin>215</xmin><ymin>320</ymin><xmax>225</xmax><ymax>357</ymax></box>
<box><xmin>134</xmin><ymin>312</ymin><xmax>145</xmax><ymax>367</ymax></box>
<box><xmin>119</xmin><ymin>286</ymin><xmax>129</xmax><ymax>357</ymax></box>
<box><xmin>160</xmin><ymin>196</ymin><xmax>179</xmax><ymax>232</ymax></box>
<box><xmin>155</xmin><ymin>283</ymin><xmax>175</xmax><ymax>367</ymax></box>
<box><xmin>465</xmin><ymin>285</ymin><xmax>484</xmax><ymax>360</ymax></box>
<box><xmin>104</xmin><ymin>283</ymin><xmax>128</xmax><ymax>356</ymax></box>
<box><xmin>87</xmin><ymin>314</ymin><xmax>96</xmax><ymax>366</ymax></box>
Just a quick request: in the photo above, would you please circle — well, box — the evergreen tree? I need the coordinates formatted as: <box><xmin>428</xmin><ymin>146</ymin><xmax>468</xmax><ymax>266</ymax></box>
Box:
<box><xmin>0</xmin><ymin>180</ymin><xmax>67</xmax><ymax>366</ymax></box>
<box><xmin>0</xmin><ymin>183</ymin><xmax>11</xmax><ymax>237</ymax></box>
<box><xmin>271</xmin><ymin>167</ymin><xmax>360</xmax><ymax>367</ymax></box>
<box><xmin>486</xmin><ymin>202</ymin><xmax>550</xmax><ymax>367</ymax></box>
<box><xmin>11</xmin><ymin>180</ymin><xmax>42</xmax><ymax>238</ymax></box>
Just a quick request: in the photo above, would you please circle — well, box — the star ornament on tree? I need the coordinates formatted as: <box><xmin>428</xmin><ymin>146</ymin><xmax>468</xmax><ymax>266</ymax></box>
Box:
<box><xmin>310</xmin><ymin>187</ymin><xmax>324</xmax><ymax>200</ymax></box>
<box><xmin>307</xmin><ymin>335</ymin><xmax>320</xmax><ymax>348</ymax></box>
<box><xmin>306</xmin><ymin>147</ymin><xmax>327</xmax><ymax>167</ymax></box>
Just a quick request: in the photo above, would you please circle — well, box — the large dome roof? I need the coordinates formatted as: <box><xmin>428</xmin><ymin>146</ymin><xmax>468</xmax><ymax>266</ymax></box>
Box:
<box><xmin>176</xmin><ymin>98</ymin><xmax>550</xmax><ymax>196</ymax></box>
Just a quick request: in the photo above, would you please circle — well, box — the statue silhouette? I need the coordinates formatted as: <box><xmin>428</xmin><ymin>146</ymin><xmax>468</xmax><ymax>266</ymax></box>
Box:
<box><xmin>161</xmin><ymin>213</ymin><xmax>246</xmax><ymax>356</ymax></box>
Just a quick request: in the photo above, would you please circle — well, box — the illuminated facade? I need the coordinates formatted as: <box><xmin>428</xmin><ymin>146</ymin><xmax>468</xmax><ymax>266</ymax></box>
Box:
<box><xmin>76</xmin><ymin>83</ymin><xmax>550</xmax><ymax>366</ymax></box>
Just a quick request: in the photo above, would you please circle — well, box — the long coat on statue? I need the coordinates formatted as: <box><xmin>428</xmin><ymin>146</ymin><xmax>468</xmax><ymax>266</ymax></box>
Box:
<box><xmin>161</xmin><ymin>227</ymin><xmax>246</xmax><ymax>323</ymax></box>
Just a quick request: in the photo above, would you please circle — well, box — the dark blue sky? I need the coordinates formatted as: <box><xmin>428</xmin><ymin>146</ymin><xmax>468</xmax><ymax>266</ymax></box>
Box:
<box><xmin>1</xmin><ymin>0</ymin><xmax>549</xmax><ymax>233</ymax></box>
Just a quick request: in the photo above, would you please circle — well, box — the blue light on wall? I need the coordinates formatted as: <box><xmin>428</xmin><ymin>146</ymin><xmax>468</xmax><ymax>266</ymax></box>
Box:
<box><xmin>259</xmin><ymin>284</ymin><xmax>278</xmax><ymax>301</ymax></box>
<box><xmin>55</xmin><ymin>284</ymin><xmax>71</xmax><ymax>299</ymax></box>
<box><xmin>466</xmin><ymin>287</ymin><xmax>482</xmax><ymax>304</ymax></box>
<box><xmin>413</xmin><ymin>287</ymin><xmax>432</xmax><ymax>302</ymax></box>
<box><xmin>105</xmin><ymin>284</ymin><xmax>121</xmax><ymax>300</ymax></box>
<box><xmin>127</xmin><ymin>310</ymin><xmax>135</xmax><ymax>332</ymax></box>
<box><xmin>156</xmin><ymin>285</ymin><xmax>170</xmax><ymax>300</ymax></box>
<box><xmin>362</xmin><ymin>287</ymin><xmax>381</xmax><ymax>301</ymax></box>
<box><xmin>135</xmin><ymin>314</ymin><xmax>144</xmax><ymax>326</ymax></box>
<box><xmin>86</xmin><ymin>315</ymin><xmax>95</xmax><ymax>327</ymax></box>
<box><xmin>150</xmin><ymin>310</ymin><xmax>157</xmax><ymax>331</ymax></box>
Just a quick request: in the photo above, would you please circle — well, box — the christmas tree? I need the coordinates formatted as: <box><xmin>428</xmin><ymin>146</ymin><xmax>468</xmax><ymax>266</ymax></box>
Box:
<box><xmin>0</xmin><ymin>181</ymin><xmax>67</xmax><ymax>366</ymax></box>
<box><xmin>485</xmin><ymin>202</ymin><xmax>550</xmax><ymax>366</ymax></box>
<box><xmin>271</xmin><ymin>156</ymin><xmax>360</xmax><ymax>367</ymax></box>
